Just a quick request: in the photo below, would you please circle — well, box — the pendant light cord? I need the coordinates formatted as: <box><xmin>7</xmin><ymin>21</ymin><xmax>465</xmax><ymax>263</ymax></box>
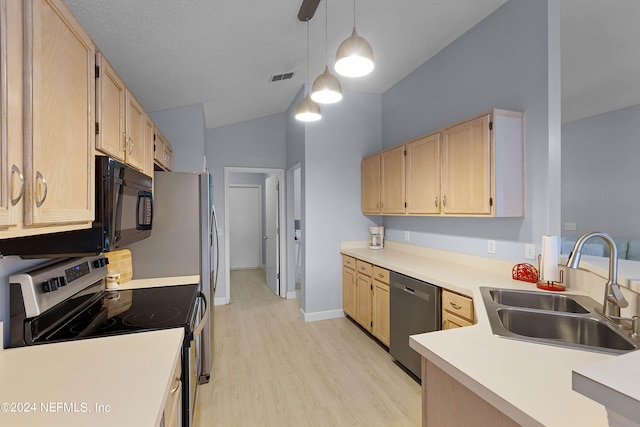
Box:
<box><xmin>353</xmin><ymin>0</ymin><xmax>356</xmax><ymax>27</ymax></box>
<box><xmin>306</xmin><ymin>18</ymin><xmax>310</xmax><ymax>90</ymax></box>
<box><xmin>325</xmin><ymin>0</ymin><xmax>328</xmax><ymax>64</ymax></box>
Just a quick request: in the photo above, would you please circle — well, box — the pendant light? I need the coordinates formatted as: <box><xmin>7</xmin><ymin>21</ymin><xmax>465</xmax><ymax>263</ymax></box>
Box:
<box><xmin>295</xmin><ymin>18</ymin><xmax>322</xmax><ymax>122</ymax></box>
<box><xmin>311</xmin><ymin>0</ymin><xmax>342</xmax><ymax>104</ymax></box>
<box><xmin>334</xmin><ymin>0</ymin><xmax>374</xmax><ymax>78</ymax></box>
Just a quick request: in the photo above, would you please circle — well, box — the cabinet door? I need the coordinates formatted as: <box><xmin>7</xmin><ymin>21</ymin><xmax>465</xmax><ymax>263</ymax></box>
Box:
<box><xmin>24</xmin><ymin>0</ymin><xmax>95</xmax><ymax>226</ymax></box>
<box><xmin>381</xmin><ymin>145</ymin><xmax>405</xmax><ymax>214</ymax></box>
<box><xmin>406</xmin><ymin>133</ymin><xmax>440</xmax><ymax>214</ymax></box>
<box><xmin>441</xmin><ymin>114</ymin><xmax>491</xmax><ymax>215</ymax></box>
<box><xmin>125</xmin><ymin>90</ymin><xmax>145</xmax><ymax>171</ymax></box>
<box><xmin>163</xmin><ymin>141</ymin><xmax>173</xmax><ymax>171</ymax></box>
<box><xmin>356</xmin><ymin>272</ymin><xmax>372</xmax><ymax>331</ymax></box>
<box><xmin>0</xmin><ymin>0</ymin><xmax>22</xmax><ymax>228</ymax></box>
<box><xmin>96</xmin><ymin>53</ymin><xmax>126</xmax><ymax>162</ymax></box>
<box><xmin>361</xmin><ymin>154</ymin><xmax>380</xmax><ymax>214</ymax></box>
<box><xmin>342</xmin><ymin>266</ymin><xmax>356</xmax><ymax>318</ymax></box>
<box><xmin>143</xmin><ymin>113</ymin><xmax>154</xmax><ymax>177</ymax></box>
<box><xmin>372</xmin><ymin>280</ymin><xmax>390</xmax><ymax>346</ymax></box>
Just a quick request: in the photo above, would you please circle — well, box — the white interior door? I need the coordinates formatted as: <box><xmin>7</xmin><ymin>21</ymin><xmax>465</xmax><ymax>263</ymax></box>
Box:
<box><xmin>229</xmin><ymin>186</ymin><xmax>261</xmax><ymax>269</ymax></box>
<box><xmin>265</xmin><ymin>175</ymin><xmax>279</xmax><ymax>295</ymax></box>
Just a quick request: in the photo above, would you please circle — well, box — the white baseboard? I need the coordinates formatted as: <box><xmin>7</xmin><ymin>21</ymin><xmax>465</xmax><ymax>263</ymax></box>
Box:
<box><xmin>299</xmin><ymin>308</ymin><xmax>345</xmax><ymax>322</ymax></box>
<box><xmin>286</xmin><ymin>291</ymin><xmax>297</xmax><ymax>299</ymax></box>
<box><xmin>214</xmin><ymin>297</ymin><xmax>228</xmax><ymax>306</ymax></box>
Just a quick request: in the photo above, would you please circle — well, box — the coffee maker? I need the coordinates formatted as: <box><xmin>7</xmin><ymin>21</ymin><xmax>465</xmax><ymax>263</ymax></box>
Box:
<box><xmin>369</xmin><ymin>226</ymin><xmax>384</xmax><ymax>249</ymax></box>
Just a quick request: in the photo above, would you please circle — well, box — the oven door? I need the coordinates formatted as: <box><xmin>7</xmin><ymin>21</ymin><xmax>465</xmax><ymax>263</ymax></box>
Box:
<box><xmin>183</xmin><ymin>292</ymin><xmax>208</xmax><ymax>427</ymax></box>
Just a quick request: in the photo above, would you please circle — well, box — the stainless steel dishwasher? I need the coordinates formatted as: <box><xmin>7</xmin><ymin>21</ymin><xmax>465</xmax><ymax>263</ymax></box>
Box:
<box><xmin>390</xmin><ymin>272</ymin><xmax>441</xmax><ymax>378</ymax></box>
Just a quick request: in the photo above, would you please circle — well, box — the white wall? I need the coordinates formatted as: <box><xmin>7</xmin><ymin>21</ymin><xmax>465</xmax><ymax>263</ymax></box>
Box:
<box><xmin>229</xmin><ymin>172</ymin><xmax>269</xmax><ymax>266</ymax></box>
<box><xmin>206</xmin><ymin>113</ymin><xmax>286</xmax><ymax>303</ymax></box>
<box><xmin>150</xmin><ymin>103</ymin><xmax>207</xmax><ymax>173</ymax></box>
<box><xmin>380</xmin><ymin>0</ymin><xmax>562</xmax><ymax>260</ymax></box>
<box><xmin>562</xmin><ymin>103</ymin><xmax>640</xmax><ymax>239</ymax></box>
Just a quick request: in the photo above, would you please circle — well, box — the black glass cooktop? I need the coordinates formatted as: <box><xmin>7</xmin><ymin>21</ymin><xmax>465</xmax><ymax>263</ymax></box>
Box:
<box><xmin>33</xmin><ymin>284</ymin><xmax>199</xmax><ymax>343</ymax></box>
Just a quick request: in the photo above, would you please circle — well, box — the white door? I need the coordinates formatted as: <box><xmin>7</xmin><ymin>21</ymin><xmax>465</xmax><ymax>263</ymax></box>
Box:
<box><xmin>229</xmin><ymin>186</ymin><xmax>261</xmax><ymax>269</ymax></box>
<box><xmin>265</xmin><ymin>175</ymin><xmax>279</xmax><ymax>295</ymax></box>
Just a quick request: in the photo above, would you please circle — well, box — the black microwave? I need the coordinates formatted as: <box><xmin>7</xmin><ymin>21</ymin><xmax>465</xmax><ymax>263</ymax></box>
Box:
<box><xmin>0</xmin><ymin>156</ymin><xmax>153</xmax><ymax>257</ymax></box>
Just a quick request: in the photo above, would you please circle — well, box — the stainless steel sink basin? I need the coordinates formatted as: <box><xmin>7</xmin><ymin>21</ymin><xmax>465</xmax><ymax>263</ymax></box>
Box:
<box><xmin>496</xmin><ymin>308</ymin><xmax>636</xmax><ymax>351</ymax></box>
<box><xmin>488</xmin><ymin>288</ymin><xmax>589</xmax><ymax>313</ymax></box>
<box><xmin>480</xmin><ymin>287</ymin><xmax>639</xmax><ymax>354</ymax></box>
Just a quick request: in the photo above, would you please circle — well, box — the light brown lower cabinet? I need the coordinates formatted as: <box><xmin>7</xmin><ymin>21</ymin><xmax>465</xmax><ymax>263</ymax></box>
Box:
<box><xmin>342</xmin><ymin>255</ymin><xmax>357</xmax><ymax>319</ymax></box>
<box><xmin>342</xmin><ymin>256</ymin><xmax>390</xmax><ymax>347</ymax></box>
<box><xmin>162</xmin><ymin>355</ymin><xmax>182</xmax><ymax>427</ymax></box>
<box><xmin>371</xmin><ymin>266</ymin><xmax>390</xmax><ymax>346</ymax></box>
<box><xmin>442</xmin><ymin>289</ymin><xmax>474</xmax><ymax>330</ymax></box>
<box><xmin>422</xmin><ymin>358</ymin><xmax>519</xmax><ymax>427</ymax></box>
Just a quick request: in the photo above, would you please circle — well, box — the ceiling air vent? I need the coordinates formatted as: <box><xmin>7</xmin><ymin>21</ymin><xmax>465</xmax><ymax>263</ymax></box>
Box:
<box><xmin>270</xmin><ymin>72</ymin><xmax>294</xmax><ymax>83</ymax></box>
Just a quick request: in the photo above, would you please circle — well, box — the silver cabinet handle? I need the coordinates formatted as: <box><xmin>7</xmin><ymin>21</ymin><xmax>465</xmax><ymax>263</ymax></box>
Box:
<box><xmin>128</xmin><ymin>137</ymin><xmax>134</xmax><ymax>155</ymax></box>
<box><xmin>449</xmin><ymin>301</ymin><xmax>462</xmax><ymax>310</ymax></box>
<box><xmin>443</xmin><ymin>195</ymin><xmax>447</xmax><ymax>207</ymax></box>
<box><xmin>11</xmin><ymin>165</ymin><xmax>24</xmax><ymax>205</ymax></box>
<box><xmin>169</xmin><ymin>377</ymin><xmax>181</xmax><ymax>394</ymax></box>
<box><xmin>121</xmin><ymin>132</ymin><xmax>127</xmax><ymax>152</ymax></box>
<box><xmin>434</xmin><ymin>196</ymin><xmax>438</xmax><ymax>207</ymax></box>
<box><xmin>35</xmin><ymin>171</ymin><xmax>47</xmax><ymax>207</ymax></box>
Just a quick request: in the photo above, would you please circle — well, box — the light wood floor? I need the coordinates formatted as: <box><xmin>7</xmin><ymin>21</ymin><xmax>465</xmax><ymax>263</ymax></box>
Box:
<box><xmin>194</xmin><ymin>268</ymin><xmax>421</xmax><ymax>427</ymax></box>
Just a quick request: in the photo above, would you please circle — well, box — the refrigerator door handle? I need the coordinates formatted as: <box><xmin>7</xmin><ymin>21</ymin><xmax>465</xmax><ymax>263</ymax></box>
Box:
<box><xmin>193</xmin><ymin>292</ymin><xmax>209</xmax><ymax>339</ymax></box>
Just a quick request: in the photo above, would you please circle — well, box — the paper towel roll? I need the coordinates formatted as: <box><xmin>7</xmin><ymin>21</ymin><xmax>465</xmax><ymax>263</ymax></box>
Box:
<box><xmin>540</xmin><ymin>235</ymin><xmax>560</xmax><ymax>282</ymax></box>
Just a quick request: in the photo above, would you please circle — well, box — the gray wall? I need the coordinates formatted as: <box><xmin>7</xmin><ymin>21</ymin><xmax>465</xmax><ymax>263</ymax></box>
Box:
<box><xmin>562</xmin><ymin>103</ymin><xmax>640</xmax><ymax>239</ymax></box>
<box><xmin>206</xmin><ymin>113</ymin><xmax>286</xmax><ymax>303</ymax></box>
<box><xmin>150</xmin><ymin>103</ymin><xmax>207</xmax><ymax>173</ymax></box>
<box><xmin>301</xmin><ymin>90</ymin><xmax>382</xmax><ymax>316</ymax></box>
<box><xmin>380</xmin><ymin>0</ymin><xmax>561</xmax><ymax>259</ymax></box>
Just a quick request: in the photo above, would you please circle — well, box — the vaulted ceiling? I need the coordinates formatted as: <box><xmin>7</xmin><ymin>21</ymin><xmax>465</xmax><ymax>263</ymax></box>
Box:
<box><xmin>64</xmin><ymin>0</ymin><xmax>640</xmax><ymax>129</ymax></box>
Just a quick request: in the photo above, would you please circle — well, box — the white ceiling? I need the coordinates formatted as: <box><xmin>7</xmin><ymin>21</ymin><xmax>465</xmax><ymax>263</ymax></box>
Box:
<box><xmin>63</xmin><ymin>0</ymin><xmax>640</xmax><ymax>129</ymax></box>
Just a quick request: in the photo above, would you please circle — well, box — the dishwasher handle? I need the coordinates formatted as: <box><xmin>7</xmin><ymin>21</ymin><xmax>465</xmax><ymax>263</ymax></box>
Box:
<box><xmin>403</xmin><ymin>286</ymin><xmax>416</xmax><ymax>295</ymax></box>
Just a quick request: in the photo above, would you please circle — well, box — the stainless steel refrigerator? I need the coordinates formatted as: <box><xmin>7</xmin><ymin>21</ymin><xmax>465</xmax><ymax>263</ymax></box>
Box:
<box><xmin>127</xmin><ymin>171</ymin><xmax>218</xmax><ymax>384</ymax></box>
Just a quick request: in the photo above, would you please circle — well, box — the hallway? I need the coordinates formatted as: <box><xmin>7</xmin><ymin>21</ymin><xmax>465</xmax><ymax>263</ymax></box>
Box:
<box><xmin>194</xmin><ymin>269</ymin><xmax>421</xmax><ymax>426</ymax></box>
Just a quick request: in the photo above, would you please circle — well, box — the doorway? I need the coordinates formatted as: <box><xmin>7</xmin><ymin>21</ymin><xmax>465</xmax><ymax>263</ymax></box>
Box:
<box><xmin>228</xmin><ymin>186</ymin><xmax>261</xmax><ymax>269</ymax></box>
<box><xmin>224</xmin><ymin>167</ymin><xmax>286</xmax><ymax>302</ymax></box>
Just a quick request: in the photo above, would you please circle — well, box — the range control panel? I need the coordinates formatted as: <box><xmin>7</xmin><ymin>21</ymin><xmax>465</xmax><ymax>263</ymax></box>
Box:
<box><xmin>10</xmin><ymin>255</ymin><xmax>109</xmax><ymax>317</ymax></box>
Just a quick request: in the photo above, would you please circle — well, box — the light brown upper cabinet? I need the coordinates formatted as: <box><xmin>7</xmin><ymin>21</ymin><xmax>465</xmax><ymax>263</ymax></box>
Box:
<box><xmin>361</xmin><ymin>153</ymin><xmax>380</xmax><ymax>214</ymax></box>
<box><xmin>441</xmin><ymin>114</ymin><xmax>492</xmax><ymax>215</ymax></box>
<box><xmin>143</xmin><ymin>113</ymin><xmax>154</xmax><ymax>177</ymax></box>
<box><xmin>362</xmin><ymin>109</ymin><xmax>524</xmax><ymax>217</ymax></box>
<box><xmin>442</xmin><ymin>110</ymin><xmax>524</xmax><ymax>216</ymax></box>
<box><xmin>123</xmin><ymin>90</ymin><xmax>147</xmax><ymax>172</ymax></box>
<box><xmin>0</xmin><ymin>0</ymin><xmax>22</xmax><ymax>229</ymax></box>
<box><xmin>380</xmin><ymin>145</ymin><xmax>406</xmax><ymax>214</ymax></box>
<box><xmin>406</xmin><ymin>133</ymin><xmax>440</xmax><ymax>214</ymax></box>
<box><xmin>23</xmin><ymin>0</ymin><xmax>95</xmax><ymax>227</ymax></box>
<box><xmin>96</xmin><ymin>53</ymin><xmax>126</xmax><ymax>162</ymax></box>
<box><xmin>154</xmin><ymin>127</ymin><xmax>173</xmax><ymax>171</ymax></box>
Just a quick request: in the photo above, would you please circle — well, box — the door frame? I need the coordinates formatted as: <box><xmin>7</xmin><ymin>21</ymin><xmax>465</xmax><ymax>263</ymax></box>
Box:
<box><xmin>223</xmin><ymin>167</ymin><xmax>286</xmax><ymax>301</ymax></box>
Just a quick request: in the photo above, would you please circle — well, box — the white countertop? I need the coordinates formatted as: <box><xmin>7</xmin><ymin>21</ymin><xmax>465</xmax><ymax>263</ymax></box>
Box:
<box><xmin>0</xmin><ymin>328</ymin><xmax>184</xmax><ymax>427</ymax></box>
<box><xmin>340</xmin><ymin>241</ymin><xmax>640</xmax><ymax>427</ymax></box>
<box><xmin>116</xmin><ymin>275</ymin><xmax>200</xmax><ymax>290</ymax></box>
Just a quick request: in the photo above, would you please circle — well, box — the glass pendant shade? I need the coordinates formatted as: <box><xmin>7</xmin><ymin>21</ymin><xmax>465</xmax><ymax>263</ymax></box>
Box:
<box><xmin>295</xmin><ymin>92</ymin><xmax>322</xmax><ymax>122</ymax></box>
<box><xmin>334</xmin><ymin>26</ymin><xmax>374</xmax><ymax>78</ymax></box>
<box><xmin>311</xmin><ymin>66</ymin><xmax>343</xmax><ymax>104</ymax></box>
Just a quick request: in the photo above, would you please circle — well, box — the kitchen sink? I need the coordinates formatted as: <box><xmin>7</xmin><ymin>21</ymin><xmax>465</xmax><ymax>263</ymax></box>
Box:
<box><xmin>488</xmin><ymin>288</ymin><xmax>589</xmax><ymax>313</ymax></box>
<box><xmin>480</xmin><ymin>287</ymin><xmax>639</xmax><ymax>354</ymax></box>
<box><xmin>496</xmin><ymin>308</ymin><xmax>636</xmax><ymax>351</ymax></box>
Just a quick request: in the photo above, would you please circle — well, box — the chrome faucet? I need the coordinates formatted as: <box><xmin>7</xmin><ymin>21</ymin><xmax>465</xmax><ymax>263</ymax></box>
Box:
<box><xmin>566</xmin><ymin>231</ymin><xmax>629</xmax><ymax>318</ymax></box>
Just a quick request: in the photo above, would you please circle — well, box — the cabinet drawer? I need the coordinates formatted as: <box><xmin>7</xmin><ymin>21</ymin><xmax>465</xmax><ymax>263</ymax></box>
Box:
<box><xmin>442</xmin><ymin>289</ymin><xmax>474</xmax><ymax>322</ymax></box>
<box><xmin>343</xmin><ymin>255</ymin><xmax>356</xmax><ymax>270</ymax></box>
<box><xmin>356</xmin><ymin>259</ymin><xmax>372</xmax><ymax>276</ymax></box>
<box><xmin>372</xmin><ymin>266</ymin><xmax>390</xmax><ymax>284</ymax></box>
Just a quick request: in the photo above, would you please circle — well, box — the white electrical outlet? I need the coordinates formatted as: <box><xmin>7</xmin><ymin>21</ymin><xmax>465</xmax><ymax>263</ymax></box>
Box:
<box><xmin>565</xmin><ymin>222</ymin><xmax>577</xmax><ymax>231</ymax></box>
<box><xmin>525</xmin><ymin>243</ymin><xmax>536</xmax><ymax>260</ymax></box>
<box><xmin>404</xmin><ymin>231</ymin><xmax>411</xmax><ymax>241</ymax></box>
<box><xmin>488</xmin><ymin>240</ymin><xmax>496</xmax><ymax>254</ymax></box>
